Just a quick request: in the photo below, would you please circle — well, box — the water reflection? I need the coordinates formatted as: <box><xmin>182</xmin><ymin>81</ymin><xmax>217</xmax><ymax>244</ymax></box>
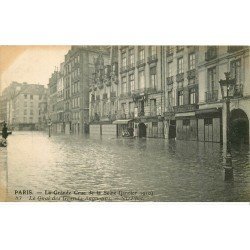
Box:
<box><xmin>0</xmin><ymin>131</ymin><xmax>249</xmax><ymax>202</ymax></box>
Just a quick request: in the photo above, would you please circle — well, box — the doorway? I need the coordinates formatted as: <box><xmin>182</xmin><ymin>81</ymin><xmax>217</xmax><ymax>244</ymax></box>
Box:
<box><xmin>230</xmin><ymin>109</ymin><xmax>249</xmax><ymax>144</ymax></box>
<box><xmin>138</xmin><ymin>123</ymin><xmax>147</xmax><ymax>138</ymax></box>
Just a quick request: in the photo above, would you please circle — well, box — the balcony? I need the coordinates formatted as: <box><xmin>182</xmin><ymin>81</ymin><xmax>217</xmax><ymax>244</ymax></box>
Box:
<box><xmin>120</xmin><ymin>66</ymin><xmax>128</xmax><ymax>74</ymax></box>
<box><xmin>127</xmin><ymin>63</ymin><xmax>135</xmax><ymax>71</ymax></box>
<box><xmin>147</xmin><ymin>54</ymin><xmax>158</xmax><ymax>64</ymax></box>
<box><xmin>166</xmin><ymin>47</ymin><xmax>174</xmax><ymax>56</ymax></box>
<box><xmin>110</xmin><ymin>91</ymin><xmax>116</xmax><ymax>99</ymax></box>
<box><xmin>187</xmin><ymin>46</ymin><xmax>196</xmax><ymax>53</ymax></box>
<box><xmin>136</xmin><ymin>59</ymin><xmax>146</xmax><ymax>68</ymax></box>
<box><xmin>176</xmin><ymin>73</ymin><xmax>184</xmax><ymax>82</ymax></box>
<box><xmin>205</xmin><ymin>90</ymin><xmax>218</xmax><ymax>102</ymax></box>
<box><xmin>102</xmin><ymin>93</ymin><xmax>108</xmax><ymax>100</ymax></box>
<box><xmin>187</xmin><ymin>69</ymin><xmax>196</xmax><ymax>80</ymax></box>
<box><xmin>146</xmin><ymin>87</ymin><xmax>157</xmax><ymax>94</ymax></box>
<box><xmin>234</xmin><ymin>84</ymin><xmax>243</xmax><ymax>97</ymax></box>
<box><xmin>228</xmin><ymin>46</ymin><xmax>245</xmax><ymax>53</ymax></box>
<box><xmin>173</xmin><ymin>104</ymin><xmax>198</xmax><ymax>113</ymax></box>
<box><xmin>205</xmin><ymin>47</ymin><xmax>217</xmax><ymax>61</ymax></box>
<box><xmin>166</xmin><ymin>76</ymin><xmax>174</xmax><ymax>85</ymax></box>
<box><xmin>176</xmin><ymin>46</ymin><xmax>184</xmax><ymax>52</ymax></box>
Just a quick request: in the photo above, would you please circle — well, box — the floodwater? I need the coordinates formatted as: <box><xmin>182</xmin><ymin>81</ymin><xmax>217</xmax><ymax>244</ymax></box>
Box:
<box><xmin>0</xmin><ymin>131</ymin><xmax>250</xmax><ymax>202</ymax></box>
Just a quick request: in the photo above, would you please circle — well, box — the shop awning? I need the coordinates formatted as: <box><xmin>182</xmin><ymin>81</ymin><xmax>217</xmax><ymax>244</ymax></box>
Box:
<box><xmin>113</xmin><ymin>119</ymin><xmax>133</xmax><ymax>125</ymax></box>
<box><xmin>195</xmin><ymin>108</ymin><xmax>221</xmax><ymax>115</ymax></box>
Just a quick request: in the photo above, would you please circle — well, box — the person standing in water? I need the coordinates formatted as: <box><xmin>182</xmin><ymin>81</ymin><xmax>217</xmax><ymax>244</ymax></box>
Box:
<box><xmin>2</xmin><ymin>122</ymin><xmax>8</xmax><ymax>139</ymax></box>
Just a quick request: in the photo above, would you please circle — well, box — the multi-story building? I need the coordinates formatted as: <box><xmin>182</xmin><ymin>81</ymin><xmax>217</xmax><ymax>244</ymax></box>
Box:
<box><xmin>88</xmin><ymin>45</ymin><xmax>250</xmax><ymax>144</ymax></box>
<box><xmin>164</xmin><ymin>46</ymin><xmax>250</xmax><ymax>144</ymax></box>
<box><xmin>197</xmin><ymin>46</ymin><xmax>250</xmax><ymax>144</ymax></box>
<box><xmin>163</xmin><ymin>46</ymin><xmax>200</xmax><ymax>141</ymax></box>
<box><xmin>89</xmin><ymin>46</ymin><xmax>118</xmax><ymax>136</ymax></box>
<box><xmin>116</xmin><ymin>46</ymin><xmax>164</xmax><ymax>138</ymax></box>
<box><xmin>48</xmin><ymin>70</ymin><xmax>58</xmax><ymax>133</ymax></box>
<box><xmin>64</xmin><ymin>46</ymin><xmax>109</xmax><ymax>134</ymax></box>
<box><xmin>0</xmin><ymin>94</ymin><xmax>7</xmax><ymax>122</ymax></box>
<box><xmin>89</xmin><ymin>46</ymin><xmax>165</xmax><ymax>138</ymax></box>
<box><xmin>56</xmin><ymin>63</ymin><xmax>65</xmax><ymax>133</ymax></box>
<box><xmin>2</xmin><ymin>82</ymin><xmax>47</xmax><ymax>130</ymax></box>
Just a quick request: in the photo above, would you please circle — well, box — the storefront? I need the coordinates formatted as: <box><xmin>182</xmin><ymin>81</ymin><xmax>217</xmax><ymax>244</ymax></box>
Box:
<box><xmin>195</xmin><ymin>108</ymin><xmax>222</xmax><ymax>143</ymax></box>
<box><xmin>175</xmin><ymin>112</ymin><xmax>198</xmax><ymax>141</ymax></box>
<box><xmin>113</xmin><ymin>119</ymin><xmax>134</xmax><ymax>137</ymax></box>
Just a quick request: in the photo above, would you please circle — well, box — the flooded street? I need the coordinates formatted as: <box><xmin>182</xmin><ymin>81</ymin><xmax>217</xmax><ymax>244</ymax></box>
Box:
<box><xmin>0</xmin><ymin>131</ymin><xmax>250</xmax><ymax>201</ymax></box>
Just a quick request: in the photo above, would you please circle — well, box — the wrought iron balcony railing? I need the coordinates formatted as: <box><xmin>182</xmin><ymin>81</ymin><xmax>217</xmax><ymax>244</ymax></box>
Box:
<box><xmin>176</xmin><ymin>73</ymin><xmax>184</xmax><ymax>82</ymax></box>
<box><xmin>127</xmin><ymin>63</ymin><xmax>135</xmax><ymax>71</ymax></box>
<box><xmin>166</xmin><ymin>47</ymin><xmax>174</xmax><ymax>56</ymax></box>
<box><xmin>147</xmin><ymin>54</ymin><xmax>158</xmax><ymax>64</ymax></box>
<box><xmin>187</xmin><ymin>69</ymin><xmax>196</xmax><ymax>80</ymax></box>
<box><xmin>146</xmin><ymin>87</ymin><xmax>157</xmax><ymax>94</ymax></box>
<box><xmin>120</xmin><ymin>66</ymin><xmax>128</xmax><ymax>73</ymax></box>
<box><xmin>136</xmin><ymin>59</ymin><xmax>146</xmax><ymax>68</ymax></box>
<box><xmin>176</xmin><ymin>46</ymin><xmax>184</xmax><ymax>52</ymax></box>
<box><xmin>166</xmin><ymin>76</ymin><xmax>174</xmax><ymax>85</ymax></box>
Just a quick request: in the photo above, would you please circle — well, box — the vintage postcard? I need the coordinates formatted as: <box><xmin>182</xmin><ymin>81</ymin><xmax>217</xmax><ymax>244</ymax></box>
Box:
<box><xmin>0</xmin><ymin>45</ymin><xmax>249</xmax><ymax>202</ymax></box>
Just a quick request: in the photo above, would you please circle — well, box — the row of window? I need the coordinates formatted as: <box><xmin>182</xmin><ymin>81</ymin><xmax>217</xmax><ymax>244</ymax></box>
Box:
<box><xmin>24</xmin><ymin>94</ymin><xmax>33</xmax><ymax>99</ymax></box>
<box><xmin>72</xmin><ymin>112</ymin><xmax>80</xmax><ymax>120</ymax></box>
<box><xmin>168</xmin><ymin>87</ymin><xmax>197</xmax><ymax>107</ymax></box>
<box><xmin>207</xmin><ymin>59</ymin><xmax>241</xmax><ymax>92</ymax></box>
<box><xmin>121</xmin><ymin>67</ymin><xmax>157</xmax><ymax>93</ymax></box>
<box><xmin>167</xmin><ymin>53</ymin><xmax>196</xmax><ymax>77</ymax></box>
<box><xmin>24</xmin><ymin>109</ymin><xmax>34</xmax><ymax>115</ymax></box>
<box><xmin>121</xmin><ymin>46</ymin><xmax>157</xmax><ymax>67</ymax></box>
<box><xmin>65</xmin><ymin>55</ymin><xmax>80</xmax><ymax>74</ymax></box>
<box><xmin>24</xmin><ymin>102</ymin><xmax>34</xmax><ymax>107</ymax></box>
<box><xmin>23</xmin><ymin>117</ymin><xmax>34</xmax><ymax>122</ymax></box>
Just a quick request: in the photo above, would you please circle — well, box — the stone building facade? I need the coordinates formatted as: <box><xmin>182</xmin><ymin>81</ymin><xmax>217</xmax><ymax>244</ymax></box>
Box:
<box><xmin>197</xmin><ymin>46</ymin><xmax>250</xmax><ymax>144</ymax></box>
<box><xmin>163</xmin><ymin>46</ymin><xmax>250</xmax><ymax>144</ymax></box>
<box><xmin>63</xmin><ymin>46</ymin><xmax>109</xmax><ymax>134</ymax></box>
<box><xmin>1</xmin><ymin>82</ymin><xmax>47</xmax><ymax>131</ymax></box>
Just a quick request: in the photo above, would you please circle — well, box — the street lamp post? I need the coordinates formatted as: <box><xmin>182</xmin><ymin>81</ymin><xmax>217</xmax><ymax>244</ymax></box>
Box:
<box><xmin>219</xmin><ymin>72</ymin><xmax>236</xmax><ymax>180</ymax></box>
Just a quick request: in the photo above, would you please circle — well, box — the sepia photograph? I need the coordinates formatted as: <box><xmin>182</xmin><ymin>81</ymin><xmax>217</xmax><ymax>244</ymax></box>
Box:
<box><xmin>1</xmin><ymin>1</ymin><xmax>250</xmax><ymax>250</ymax></box>
<box><xmin>0</xmin><ymin>45</ymin><xmax>249</xmax><ymax>202</ymax></box>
